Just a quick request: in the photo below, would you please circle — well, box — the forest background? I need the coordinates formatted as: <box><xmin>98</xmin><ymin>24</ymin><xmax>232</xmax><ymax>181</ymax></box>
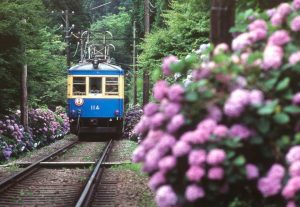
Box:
<box><xmin>0</xmin><ymin>0</ymin><xmax>286</xmax><ymax>116</ymax></box>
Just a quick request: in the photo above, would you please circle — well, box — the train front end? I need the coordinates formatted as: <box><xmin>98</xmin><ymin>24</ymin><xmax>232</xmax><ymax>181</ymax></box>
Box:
<box><xmin>67</xmin><ymin>62</ymin><xmax>124</xmax><ymax>137</ymax></box>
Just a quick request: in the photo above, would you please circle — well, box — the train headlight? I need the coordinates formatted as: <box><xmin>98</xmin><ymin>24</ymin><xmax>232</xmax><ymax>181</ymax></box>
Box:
<box><xmin>115</xmin><ymin>110</ymin><xmax>120</xmax><ymax>116</ymax></box>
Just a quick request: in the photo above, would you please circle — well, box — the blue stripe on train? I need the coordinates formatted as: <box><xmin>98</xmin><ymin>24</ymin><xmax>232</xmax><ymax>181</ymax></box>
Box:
<box><xmin>68</xmin><ymin>70</ymin><xmax>124</xmax><ymax>76</ymax></box>
<box><xmin>67</xmin><ymin>98</ymin><xmax>124</xmax><ymax>118</ymax></box>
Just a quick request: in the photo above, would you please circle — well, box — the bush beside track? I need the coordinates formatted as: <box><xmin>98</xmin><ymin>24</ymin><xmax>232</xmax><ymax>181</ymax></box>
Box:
<box><xmin>0</xmin><ymin>106</ymin><xmax>70</xmax><ymax>162</ymax></box>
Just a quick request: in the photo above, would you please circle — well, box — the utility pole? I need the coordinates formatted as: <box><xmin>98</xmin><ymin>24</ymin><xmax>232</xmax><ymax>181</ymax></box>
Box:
<box><xmin>21</xmin><ymin>19</ymin><xmax>28</xmax><ymax>131</ymax></box>
<box><xmin>143</xmin><ymin>0</ymin><xmax>150</xmax><ymax>106</ymax></box>
<box><xmin>133</xmin><ymin>20</ymin><xmax>137</xmax><ymax>105</ymax></box>
<box><xmin>65</xmin><ymin>9</ymin><xmax>71</xmax><ymax>68</ymax></box>
<box><xmin>210</xmin><ymin>0</ymin><xmax>235</xmax><ymax>46</ymax></box>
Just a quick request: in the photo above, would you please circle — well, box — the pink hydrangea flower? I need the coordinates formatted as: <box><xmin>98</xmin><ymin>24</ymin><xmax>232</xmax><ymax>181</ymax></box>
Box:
<box><xmin>150</xmin><ymin>113</ymin><xmax>165</xmax><ymax>129</ymax></box>
<box><xmin>162</xmin><ymin>55</ymin><xmax>178</xmax><ymax>76</ymax></box>
<box><xmin>186</xmin><ymin>166</ymin><xmax>205</xmax><ymax>182</ymax></box>
<box><xmin>213</xmin><ymin>43</ymin><xmax>229</xmax><ymax>55</ymax></box>
<box><xmin>289</xmin><ymin>161</ymin><xmax>300</xmax><ymax>177</ymax></box>
<box><xmin>207</xmin><ymin>106</ymin><xmax>222</xmax><ymax>122</ymax></box>
<box><xmin>206</xmin><ymin>149</ymin><xmax>226</xmax><ymax>165</ymax></box>
<box><xmin>134</xmin><ymin>116</ymin><xmax>150</xmax><ymax>134</ymax></box>
<box><xmin>271</xmin><ymin>13</ymin><xmax>284</xmax><ymax>26</ymax></box>
<box><xmin>208</xmin><ymin>167</ymin><xmax>224</xmax><ymax>180</ymax></box>
<box><xmin>185</xmin><ymin>185</ymin><xmax>205</xmax><ymax>202</ymax></box>
<box><xmin>268</xmin><ymin>30</ymin><xmax>291</xmax><ymax>46</ymax></box>
<box><xmin>163</xmin><ymin>102</ymin><xmax>181</xmax><ymax>118</ymax></box>
<box><xmin>155</xmin><ymin>185</ymin><xmax>178</xmax><ymax>207</ymax></box>
<box><xmin>267</xmin><ymin>8</ymin><xmax>276</xmax><ymax>17</ymax></box>
<box><xmin>192</xmin><ymin>67</ymin><xmax>211</xmax><ymax>81</ymax></box>
<box><xmin>287</xmin><ymin>201</ymin><xmax>297</xmax><ymax>207</ymax></box>
<box><xmin>224</xmin><ymin>101</ymin><xmax>244</xmax><ymax>117</ymax></box>
<box><xmin>249</xmin><ymin>90</ymin><xmax>264</xmax><ymax>105</ymax></box>
<box><xmin>277</xmin><ymin>3</ymin><xmax>292</xmax><ymax>17</ymax></box>
<box><xmin>191</xmin><ymin>129</ymin><xmax>210</xmax><ymax>144</ymax></box>
<box><xmin>213</xmin><ymin>125</ymin><xmax>228</xmax><ymax>138</ymax></box>
<box><xmin>293</xmin><ymin>0</ymin><xmax>300</xmax><ymax>10</ymax></box>
<box><xmin>249</xmin><ymin>29</ymin><xmax>267</xmax><ymax>42</ymax></box>
<box><xmin>267</xmin><ymin>164</ymin><xmax>285</xmax><ymax>180</ymax></box>
<box><xmin>167</xmin><ymin>114</ymin><xmax>185</xmax><ymax>133</ymax></box>
<box><xmin>197</xmin><ymin>118</ymin><xmax>217</xmax><ymax>133</ymax></box>
<box><xmin>167</xmin><ymin>84</ymin><xmax>184</xmax><ymax>102</ymax></box>
<box><xmin>291</xmin><ymin>16</ymin><xmax>300</xmax><ymax>32</ymax></box>
<box><xmin>148</xmin><ymin>171</ymin><xmax>166</xmax><ymax>191</ymax></box>
<box><xmin>293</xmin><ymin>93</ymin><xmax>300</xmax><ymax>105</ymax></box>
<box><xmin>142</xmin><ymin>130</ymin><xmax>164</xmax><ymax>150</ymax></box>
<box><xmin>132</xmin><ymin>145</ymin><xmax>146</xmax><ymax>162</ymax></box>
<box><xmin>156</xmin><ymin>134</ymin><xmax>177</xmax><ymax>152</ymax></box>
<box><xmin>159</xmin><ymin>156</ymin><xmax>177</xmax><ymax>172</ymax></box>
<box><xmin>232</xmin><ymin>33</ymin><xmax>252</xmax><ymax>51</ymax></box>
<box><xmin>257</xmin><ymin>177</ymin><xmax>282</xmax><ymax>197</ymax></box>
<box><xmin>143</xmin><ymin>148</ymin><xmax>162</xmax><ymax>173</ymax></box>
<box><xmin>289</xmin><ymin>52</ymin><xmax>300</xmax><ymax>65</ymax></box>
<box><xmin>282</xmin><ymin>177</ymin><xmax>300</xmax><ymax>199</ymax></box>
<box><xmin>263</xmin><ymin>45</ymin><xmax>283</xmax><ymax>70</ymax></box>
<box><xmin>188</xmin><ymin>149</ymin><xmax>206</xmax><ymax>166</ymax></box>
<box><xmin>153</xmin><ymin>80</ymin><xmax>169</xmax><ymax>101</ymax></box>
<box><xmin>246</xmin><ymin>164</ymin><xmax>259</xmax><ymax>180</ymax></box>
<box><xmin>248</xmin><ymin>19</ymin><xmax>268</xmax><ymax>31</ymax></box>
<box><xmin>172</xmin><ymin>141</ymin><xmax>191</xmax><ymax>157</ymax></box>
<box><xmin>229</xmin><ymin>124</ymin><xmax>251</xmax><ymax>139</ymax></box>
<box><xmin>286</xmin><ymin>146</ymin><xmax>300</xmax><ymax>164</ymax></box>
<box><xmin>144</xmin><ymin>103</ymin><xmax>159</xmax><ymax>116</ymax></box>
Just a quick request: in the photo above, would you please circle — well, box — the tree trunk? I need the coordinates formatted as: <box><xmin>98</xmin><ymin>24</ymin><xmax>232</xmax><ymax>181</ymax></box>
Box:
<box><xmin>210</xmin><ymin>0</ymin><xmax>235</xmax><ymax>46</ymax></box>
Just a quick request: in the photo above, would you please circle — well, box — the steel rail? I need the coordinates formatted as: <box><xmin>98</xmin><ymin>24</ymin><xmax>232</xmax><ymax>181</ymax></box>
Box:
<box><xmin>75</xmin><ymin>139</ymin><xmax>113</xmax><ymax>207</ymax></box>
<box><xmin>0</xmin><ymin>140</ymin><xmax>78</xmax><ymax>193</ymax></box>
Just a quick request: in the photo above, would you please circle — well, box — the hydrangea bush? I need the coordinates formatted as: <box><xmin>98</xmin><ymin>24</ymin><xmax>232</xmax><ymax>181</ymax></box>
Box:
<box><xmin>0</xmin><ymin>107</ymin><xmax>69</xmax><ymax>161</ymax></box>
<box><xmin>133</xmin><ymin>1</ymin><xmax>300</xmax><ymax>206</ymax></box>
<box><xmin>123</xmin><ymin>105</ymin><xmax>143</xmax><ymax>141</ymax></box>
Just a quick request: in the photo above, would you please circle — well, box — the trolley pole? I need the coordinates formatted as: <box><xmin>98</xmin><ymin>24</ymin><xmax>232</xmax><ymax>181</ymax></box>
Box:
<box><xmin>210</xmin><ymin>0</ymin><xmax>235</xmax><ymax>46</ymax></box>
<box><xmin>133</xmin><ymin>21</ymin><xmax>137</xmax><ymax>105</ymax></box>
<box><xmin>143</xmin><ymin>0</ymin><xmax>150</xmax><ymax>106</ymax></box>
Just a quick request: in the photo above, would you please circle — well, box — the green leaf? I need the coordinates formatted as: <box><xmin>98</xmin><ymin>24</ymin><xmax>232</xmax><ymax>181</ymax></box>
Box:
<box><xmin>294</xmin><ymin>133</ymin><xmax>300</xmax><ymax>144</ymax></box>
<box><xmin>264</xmin><ymin>77</ymin><xmax>278</xmax><ymax>90</ymax></box>
<box><xmin>233</xmin><ymin>156</ymin><xmax>246</xmax><ymax>166</ymax></box>
<box><xmin>283</xmin><ymin>105</ymin><xmax>300</xmax><ymax>114</ymax></box>
<box><xmin>273</xmin><ymin>113</ymin><xmax>290</xmax><ymax>124</ymax></box>
<box><xmin>257</xmin><ymin>118</ymin><xmax>270</xmax><ymax>134</ymax></box>
<box><xmin>258</xmin><ymin>100</ymin><xmax>278</xmax><ymax>115</ymax></box>
<box><xmin>170</xmin><ymin>60</ymin><xmax>185</xmax><ymax>73</ymax></box>
<box><xmin>276</xmin><ymin>77</ymin><xmax>290</xmax><ymax>91</ymax></box>
<box><xmin>185</xmin><ymin>91</ymin><xmax>199</xmax><ymax>102</ymax></box>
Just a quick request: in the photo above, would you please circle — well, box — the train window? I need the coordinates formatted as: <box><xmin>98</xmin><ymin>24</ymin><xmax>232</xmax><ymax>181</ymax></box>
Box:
<box><xmin>105</xmin><ymin>77</ymin><xmax>119</xmax><ymax>95</ymax></box>
<box><xmin>89</xmin><ymin>77</ymin><xmax>102</xmax><ymax>94</ymax></box>
<box><xmin>73</xmin><ymin>77</ymin><xmax>86</xmax><ymax>96</ymax></box>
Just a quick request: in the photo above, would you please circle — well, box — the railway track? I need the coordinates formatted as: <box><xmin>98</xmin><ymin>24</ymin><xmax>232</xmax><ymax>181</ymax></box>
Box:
<box><xmin>0</xmin><ymin>139</ymin><xmax>115</xmax><ymax>207</ymax></box>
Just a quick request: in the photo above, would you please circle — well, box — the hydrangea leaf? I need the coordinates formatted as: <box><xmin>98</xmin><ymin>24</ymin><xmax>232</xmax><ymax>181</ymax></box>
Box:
<box><xmin>233</xmin><ymin>155</ymin><xmax>246</xmax><ymax>166</ymax></box>
<box><xmin>257</xmin><ymin>118</ymin><xmax>270</xmax><ymax>134</ymax></box>
<box><xmin>185</xmin><ymin>91</ymin><xmax>199</xmax><ymax>102</ymax></box>
<box><xmin>283</xmin><ymin>105</ymin><xmax>300</xmax><ymax>114</ymax></box>
<box><xmin>273</xmin><ymin>113</ymin><xmax>290</xmax><ymax>125</ymax></box>
<box><xmin>170</xmin><ymin>60</ymin><xmax>185</xmax><ymax>73</ymax></box>
<box><xmin>276</xmin><ymin>77</ymin><xmax>290</xmax><ymax>91</ymax></box>
<box><xmin>258</xmin><ymin>100</ymin><xmax>278</xmax><ymax>115</ymax></box>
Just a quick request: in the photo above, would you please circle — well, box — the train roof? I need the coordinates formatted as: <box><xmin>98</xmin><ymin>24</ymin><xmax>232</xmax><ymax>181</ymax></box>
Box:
<box><xmin>68</xmin><ymin>62</ymin><xmax>124</xmax><ymax>76</ymax></box>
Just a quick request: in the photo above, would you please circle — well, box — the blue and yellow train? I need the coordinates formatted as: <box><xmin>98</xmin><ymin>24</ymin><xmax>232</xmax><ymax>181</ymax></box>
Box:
<box><xmin>67</xmin><ymin>59</ymin><xmax>124</xmax><ymax>136</ymax></box>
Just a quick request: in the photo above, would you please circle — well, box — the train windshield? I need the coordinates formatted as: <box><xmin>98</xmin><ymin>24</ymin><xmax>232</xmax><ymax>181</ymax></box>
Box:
<box><xmin>73</xmin><ymin>77</ymin><xmax>86</xmax><ymax>95</ymax></box>
<box><xmin>105</xmin><ymin>77</ymin><xmax>119</xmax><ymax>95</ymax></box>
<box><xmin>89</xmin><ymin>77</ymin><xmax>102</xmax><ymax>94</ymax></box>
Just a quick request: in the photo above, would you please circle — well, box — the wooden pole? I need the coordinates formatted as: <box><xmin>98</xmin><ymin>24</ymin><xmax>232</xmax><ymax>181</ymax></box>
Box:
<box><xmin>21</xmin><ymin>19</ymin><xmax>28</xmax><ymax>131</ymax></box>
<box><xmin>143</xmin><ymin>0</ymin><xmax>150</xmax><ymax>106</ymax></box>
<box><xmin>133</xmin><ymin>21</ymin><xmax>137</xmax><ymax>105</ymax></box>
<box><xmin>210</xmin><ymin>0</ymin><xmax>235</xmax><ymax>46</ymax></box>
<box><xmin>65</xmin><ymin>9</ymin><xmax>71</xmax><ymax>68</ymax></box>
